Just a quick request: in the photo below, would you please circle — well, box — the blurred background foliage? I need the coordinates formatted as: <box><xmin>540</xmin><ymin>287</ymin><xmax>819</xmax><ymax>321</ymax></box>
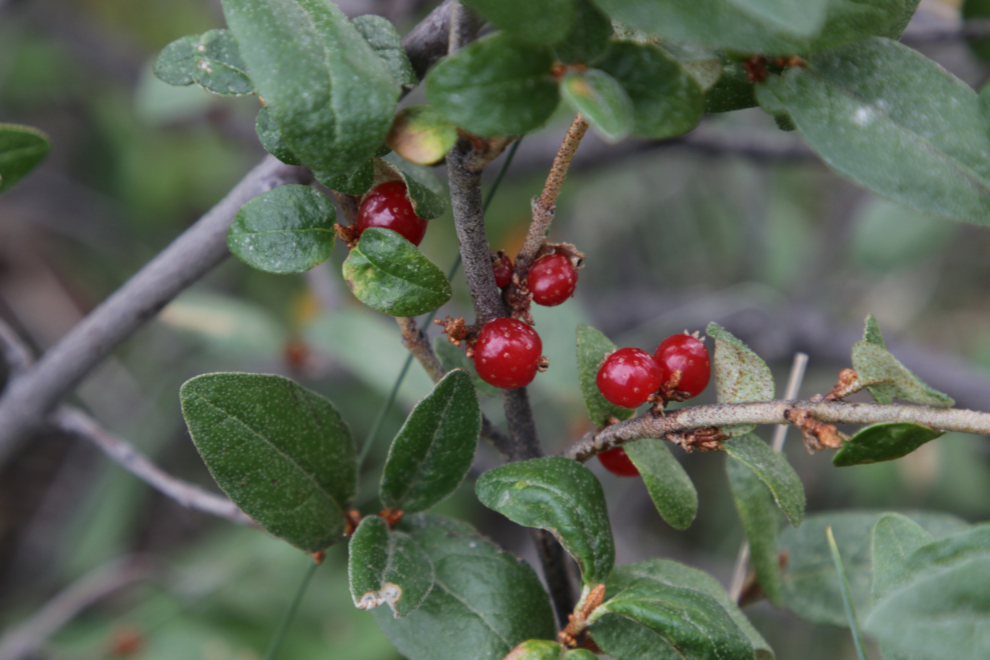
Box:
<box><xmin>2</xmin><ymin>0</ymin><xmax>990</xmax><ymax>658</ymax></box>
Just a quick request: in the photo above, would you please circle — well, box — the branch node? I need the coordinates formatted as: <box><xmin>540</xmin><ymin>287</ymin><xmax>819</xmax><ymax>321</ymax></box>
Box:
<box><xmin>822</xmin><ymin>368</ymin><xmax>862</xmax><ymax>401</ymax></box>
<box><xmin>784</xmin><ymin>407</ymin><xmax>846</xmax><ymax>452</ymax></box>
<box><xmin>666</xmin><ymin>426</ymin><xmax>727</xmax><ymax>453</ymax></box>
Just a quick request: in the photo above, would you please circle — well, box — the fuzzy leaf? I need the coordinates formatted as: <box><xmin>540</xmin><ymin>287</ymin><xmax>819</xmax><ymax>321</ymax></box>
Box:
<box><xmin>476</xmin><ymin>457</ymin><xmax>614</xmax><ymax>585</ymax></box>
<box><xmin>553</xmin><ymin>0</ymin><xmax>613</xmax><ymax>64</ymax></box>
<box><xmin>576</xmin><ymin>324</ymin><xmax>635</xmax><ymax>428</ymax></box>
<box><xmin>179</xmin><ymin>373</ymin><xmax>356</xmax><ymax>552</ymax></box>
<box><xmin>255</xmin><ymin>107</ymin><xmax>301</xmax><ymax>165</ymax></box>
<box><xmin>425</xmin><ymin>33</ymin><xmax>558</xmax><ymax>136</ymax></box>
<box><xmin>380</xmin><ymin>370</ymin><xmax>481</xmax><ymax>514</ymax></box>
<box><xmin>624</xmin><ymin>438</ymin><xmax>698</xmax><ymax>530</ymax></box>
<box><xmin>313</xmin><ymin>159</ymin><xmax>376</xmax><ymax>196</ymax></box>
<box><xmin>349</xmin><ymin>516</ymin><xmax>434</xmax><ymax>618</ymax></box>
<box><xmin>153</xmin><ymin>29</ymin><xmax>254</xmax><ymax>96</ymax></box>
<box><xmin>372</xmin><ymin>515</ymin><xmax>556</xmax><ymax>660</ymax></box>
<box><xmin>386</xmin><ymin>105</ymin><xmax>458</xmax><ymax>166</ymax></box>
<box><xmin>833</xmin><ymin>422</ymin><xmax>944</xmax><ymax>467</ymax></box>
<box><xmin>433</xmin><ymin>338</ymin><xmax>501</xmax><ymax>398</ymax></box>
<box><xmin>724</xmin><ymin>434</ymin><xmax>805</xmax><ymax>525</ymax></box>
<box><xmin>727</xmin><ymin>457</ymin><xmax>785</xmax><ymax>606</ymax></box>
<box><xmin>560</xmin><ymin>69</ymin><xmax>633</xmax><ymax>142</ymax></box>
<box><xmin>0</xmin><ymin>124</ymin><xmax>50</xmax><ymax>194</ymax></box>
<box><xmin>871</xmin><ymin>513</ymin><xmax>933</xmax><ymax>601</ymax></box>
<box><xmin>227</xmin><ymin>185</ymin><xmax>336</xmax><ymax>274</ymax></box>
<box><xmin>380</xmin><ymin>152</ymin><xmax>447</xmax><ymax>219</ymax></box>
<box><xmin>221</xmin><ymin>0</ymin><xmax>398</xmax><ymax>172</ymax></box>
<box><xmin>463</xmin><ymin>0</ymin><xmax>575</xmax><ymax>45</ymax></box>
<box><xmin>352</xmin><ymin>14</ymin><xmax>417</xmax><ymax>88</ymax></box>
<box><xmin>342</xmin><ymin>228</ymin><xmax>452</xmax><ymax>316</ymax></box>
<box><xmin>706</xmin><ymin>323</ymin><xmax>774</xmax><ymax>436</ymax></box>
<box><xmin>503</xmin><ymin>639</ymin><xmax>562</xmax><ymax>660</ymax></box>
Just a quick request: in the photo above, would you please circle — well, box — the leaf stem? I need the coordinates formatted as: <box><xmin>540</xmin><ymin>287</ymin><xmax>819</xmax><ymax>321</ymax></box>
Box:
<box><xmin>826</xmin><ymin>526</ymin><xmax>870</xmax><ymax>660</ymax></box>
<box><xmin>263</xmin><ymin>559</ymin><xmax>320</xmax><ymax>660</ymax></box>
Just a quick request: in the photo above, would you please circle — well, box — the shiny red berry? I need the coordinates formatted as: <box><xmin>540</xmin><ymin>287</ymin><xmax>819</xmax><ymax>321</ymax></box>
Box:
<box><xmin>473</xmin><ymin>318</ymin><xmax>543</xmax><ymax>389</ymax></box>
<box><xmin>654</xmin><ymin>333</ymin><xmax>711</xmax><ymax>398</ymax></box>
<box><xmin>527</xmin><ymin>254</ymin><xmax>577</xmax><ymax>307</ymax></box>
<box><xmin>493</xmin><ymin>254</ymin><xmax>513</xmax><ymax>288</ymax></box>
<box><xmin>598</xmin><ymin>447</ymin><xmax>640</xmax><ymax>477</ymax></box>
<box><xmin>596</xmin><ymin>347</ymin><xmax>664</xmax><ymax>408</ymax></box>
<box><xmin>355</xmin><ymin>180</ymin><xmax>428</xmax><ymax>246</ymax></box>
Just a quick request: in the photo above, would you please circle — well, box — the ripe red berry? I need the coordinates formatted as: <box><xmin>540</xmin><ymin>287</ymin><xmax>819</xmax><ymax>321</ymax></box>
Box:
<box><xmin>598</xmin><ymin>447</ymin><xmax>640</xmax><ymax>477</ymax></box>
<box><xmin>493</xmin><ymin>253</ymin><xmax>513</xmax><ymax>288</ymax></box>
<box><xmin>355</xmin><ymin>180</ymin><xmax>428</xmax><ymax>246</ymax></box>
<box><xmin>527</xmin><ymin>254</ymin><xmax>577</xmax><ymax>307</ymax></box>
<box><xmin>654</xmin><ymin>333</ymin><xmax>711</xmax><ymax>398</ymax></box>
<box><xmin>596</xmin><ymin>347</ymin><xmax>664</xmax><ymax>408</ymax></box>
<box><xmin>473</xmin><ymin>318</ymin><xmax>543</xmax><ymax>389</ymax></box>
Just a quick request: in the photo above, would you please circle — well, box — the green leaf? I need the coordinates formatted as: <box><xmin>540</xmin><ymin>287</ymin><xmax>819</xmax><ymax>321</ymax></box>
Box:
<box><xmin>624</xmin><ymin>438</ymin><xmax>698</xmax><ymax>530</ymax></box>
<box><xmin>372</xmin><ymin>514</ymin><xmax>556</xmax><ymax>660</ymax></box>
<box><xmin>227</xmin><ymin>185</ymin><xmax>336</xmax><ymax>274</ymax></box>
<box><xmin>560</xmin><ymin>69</ymin><xmax>633</xmax><ymax>143</ymax></box>
<box><xmin>352</xmin><ymin>15</ymin><xmax>418</xmax><ymax>89</ymax></box>
<box><xmin>575</xmin><ymin>324</ymin><xmax>635</xmax><ymax>428</ymax></box>
<box><xmin>153</xmin><ymin>29</ymin><xmax>254</xmax><ymax>96</ymax></box>
<box><xmin>381</xmin><ymin>152</ymin><xmax>448</xmax><ymax>219</ymax></box>
<box><xmin>763</xmin><ymin>37</ymin><xmax>990</xmax><ymax>226</ymax></box>
<box><xmin>425</xmin><ymin>33</ymin><xmax>559</xmax><ymax>136</ymax></box>
<box><xmin>563</xmin><ymin>650</ymin><xmax>598</xmax><ymax>660</ymax></box>
<box><xmin>463</xmin><ymin>0</ymin><xmax>575</xmax><ymax>45</ymax></box>
<box><xmin>871</xmin><ymin>513</ymin><xmax>933</xmax><ymax>601</ymax></box>
<box><xmin>704</xmin><ymin>61</ymin><xmax>757</xmax><ymax>113</ymax></box>
<box><xmin>706</xmin><ymin>323</ymin><xmax>774</xmax><ymax>436</ymax></box>
<box><xmin>342</xmin><ymin>228</ymin><xmax>452</xmax><ymax>316</ymax></box>
<box><xmin>313</xmin><ymin>158</ymin><xmax>375</xmax><ymax>196</ymax></box>
<box><xmin>380</xmin><ymin>370</ymin><xmax>481</xmax><ymax>514</ymax></box>
<box><xmin>255</xmin><ymin>107</ymin><xmax>302</xmax><ymax>165</ymax></box>
<box><xmin>386</xmin><ymin>105</ymin><xmax>458</xmax><ymax>166</ymax></box>
<box><xmin>662</xmin><ymin>41</ymin><xmax>723</xmax><ymax>92</ymax></box>
<box><xmin>851</xmin><ymin>314</ymin><xmax>954</xmax><ymax>407</ymax></box>
<box><xmin>0</xmin><ymin>124</ymin><xmax>50</xmax><ymax>194</ymax></box>
<box><xmin>596</xmin><ymin>42</ymin><xmax>703</xmax><ymax>139</ymax></box>
<box><xmin>349</xmin><ymin>515</ymin><xmax>435</xmax><ymax>618</ymax></box>
<box><xmin>866</xmin><ymin>525</ymin><xmax>990</xmax><ymax>659</ymax></box>
<box><xmin>179</xmin><ymin>373</ymin><xmax>356</xmax><ymax>552</ymax></box>
<box><xmin>592</xmin><ymin>581</ymin><xmax>757</xmax><ymax>660</ymax></box>
<box><xmin>553</xmin><ymin>0</ymin><xmax>613</xmax><ymax>64</ymax></box>
<box><xmin>221</xmin><ymin>0</ymin><xmax>398</xmax><ymax>172</ymax></box>
<box><xmin>503</xmin><ymin>639</ymin><xmax>563</xmax><ymax>660</ymax></box>
<box><xmin>833</xmin><ymin>423</ymin><xmax>944</xmax><ymax>467</ymax></box>
<box><xmin>963</xmin><ymin>0</ymin><xmax>990</xmax><ymax>62</ymax></box>
<box><xmin>727</xmin><ymin>457</ymin><xmax>785</xmax><ymax>606</ymax></box>
<box><xmin>592</xmin><ymin>559</ymin><xmax>774</xmax><ymax>660</ymax></box>
<box><xmin>724</xmin><ymin>435</ymin><xmax>805</xmax><ymax>525</ymax></box>
<box><xmin>780</xmin><ymin>510</ymin><xmax>967</xmax><ymax>627</ymax></box>
<box><xmin>475</xmin><ymin>457</ymin><xmax>614</xmax><ymax>586</ymax></box>
<box><xmin>433</xmin><ymin>337</ymin><xmax>501</xmax><ymax>398</ymax></box>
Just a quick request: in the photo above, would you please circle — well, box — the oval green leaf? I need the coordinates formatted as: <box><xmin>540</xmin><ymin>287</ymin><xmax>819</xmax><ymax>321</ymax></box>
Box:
<box><xmin>381</xmin><ymin>152</ymin><xmax>448</xmax><ymax>219</ymax></box>
<box><xmin>349</xmin><ymin>515</ymin><xmax>435</xmax><ymax>618</ymax></box>
<box><xmin>763</xmin><ymin>37</ymin><xmax>990</xmax><ymax>226</ymax></box>
<box><xmin>179</xmin><ymin>373</ymin><xmax>356</xmax><ymax>552</ymax></box>
<box><xmin>425</xmin><ymin>33</ymin><xmax>559</xmax><ymax>137</ymax></box>
<box><xmin>314</xmin><ymin>158</ymin><xmax>376</xmax><ymax>196</ymax></box>
<box><xmin>352</xmin><ymin>14</ymin><xmax>418</xmax><ymax>89</ymax></box>
<box><xmin>706</xmin><ymin>323</ymin><xmax>775</xmax><ymax>436</ymax></box>
<box><xmin>475</xmin><ymin>456</ymin><xmax>614</xmax><ymax>586</ymax></box>
<box><xmin>624</xmin><ymin>438</ymin><xmax>698</xmax><ymax>530</ymax></box>
<box><xmin>372</xmin><ymin>514</ymin><xmax>556</xmax><ymax>660</ymax></box>
<box><xmin>553</xmin><ymin>0</ymin><xmax>613</xmax><ymax>65</ymax></box>
<box><xmin>227</xmin><ymin>185</ymin><xmax>336</xmax><ymax>274</ymax></box>
<box><xmin>380</xmin><ymin>370</ymin><xmax>481</xmax><ymax>514</ymax></box>
<box><xmin>221</xmin><ymin>0</ymin><xmax>398</xmax><ymax>172</ymax></box>
<box><xmin>503</xmin><ymin>639</ymin><xmax>563</xmax><ymax>660</ymax></box>
<box><xmin>576</xmin><ymin>324</ymin><xmax>635</xmax><ymax>428</ymax></box>
<box><xmin>463</xmin><ymin>0</ymin><xmax>575</xmax><ymax>45</ymax></box>
<box><xmin>153</xmin><ymin>29</ymin><xmax>254</xmax><ymax>96</ymax></box>
<box><xmin>0</xmin><ymin>124</ymin><xmax>50</xmax><ymax>194</ymax></box>
<box><xmin>833</xmin><ymin>422</ymin><xmax>944</xmax><ymax>467</ymax></box>
<box><xmin>561</xmin><ymin>69</ymin><xmax>633</xmax><ymax>143</ymax></box>
<box><xmin>871</xmin><ymin>513</ymin><xmax>934</xmax><ymax>601</ymax></box>
<box><xmin>342</xmin><ymin>227</ymin><xmax>452</xmax><ymax>316</ymax></box>
<box><xmin>724</xmin><ymin>434</ymin><xmax>805</xmax><ymax>526</ymax></box>
<box><xmin>727</xmin><ymin>457</ymin><xmax>785</xmax><ymax>606</ymax></box>
<box><xmin>255</xmin><ymin>107</ymin><xmax>301</xmax><ymax>165</ymax></box>
<box><xmin>596</xmin><ymin>42</ymin><xmax>703</xmax><ymax>139</ymax></box>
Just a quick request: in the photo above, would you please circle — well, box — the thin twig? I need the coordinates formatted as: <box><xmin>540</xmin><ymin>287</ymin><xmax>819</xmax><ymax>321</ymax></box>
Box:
<box><xmin>0</xmin><ymin>555</ymin><xmax>157</xmax><ymax>660</ymax></box>
<box><xmin>729</xmin><ymin>352</ymin><xmax>808</xmax><ymax>602</ymax></box>
<box><xmin>0</xmin><ymin>316</ymin><xmax>33</xmax><ymax>376</ymax></box>
<box><xmin>53</xmin><ymin>407</ymin><xmax>253</xmax><ymax>524</ymax></box>
<box><xmin>401</xmin><ymin>0</ymin><xmax>455</xmax><ymax>80</ymax></box>
<box><xmin>561</xmin><ymin>399</ymin><xmax>990</xmax><ymax>462</ymax></box>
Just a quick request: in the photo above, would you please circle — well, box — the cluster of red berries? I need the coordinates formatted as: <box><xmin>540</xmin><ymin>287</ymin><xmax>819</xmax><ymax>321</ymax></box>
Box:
<box><xmin>490</xmin><ymin>252</ymin><xmax>578</xmax><ymax>307</ymax></box>
<box><xmin>596</xmin><ymin>333</ymin><xmax>711</xmax><ymax>477</ymax></box>
<box><xmin>355</xmin><ymin>180</ymin><xmax>428</xmax><ymax>246</ymax></box>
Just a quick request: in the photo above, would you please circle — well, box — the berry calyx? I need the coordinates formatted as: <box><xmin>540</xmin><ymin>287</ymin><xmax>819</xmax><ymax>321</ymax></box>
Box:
<box><xmin>598</xmin><ymin>447</ymin><xmax>639</xmax><ymax>477</ymax></box>
<box><xmin>527</xmin><ymin>254</ymin><xmax>578</xmax><ymax>307</ymax></box>
<box><xmin>596</xmin><ymin>347</ymin><xmax>664</xmax><ymax>408</ymax></box>
<box><xmin>654</xmin><ymin>333</ymin><xmax>711</xmax><ymax>398</ymax></box>
<box><xmin>473</xmin><ymin>318</ymin><xmax>543</xmax><ymax>389</ymax></box>
<box><xmin>493</xmin><ymin>253</ymin><xmax>513</xmax><ymax>288</ymax></box>
<box><xmin>355</xmin><ymin>180</ymin><xmax>428</xmax><ymax>246</ymax></box>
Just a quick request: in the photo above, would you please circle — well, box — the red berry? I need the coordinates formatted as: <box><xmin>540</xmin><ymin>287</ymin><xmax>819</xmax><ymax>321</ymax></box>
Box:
<box><xmin>654</xmin><ymin>333</ymin><xmax>711</xmax><ymax>398</ymax></box>
<box><xmin>473</xmin><ymin>318</ymin><xmax>543</xmax><ymax>389</ymax></box>
<box><xmin>598</xmin><ymin>447</ymin><xmax>640</xmax><ymax>477</ymax></box>
<box><xmin>493</xmin><ymin>254</ymin><xmax>513</xmax><ymax>288</ymax></box>
<box><xmin>355</xmin><ymin>180</ymin><xmax>428</xmax><ymax>246</ymax></box>
<box><xmin>596</xmin><ymin>347</ymin><xmax>664</xmax><ymax>408</ymax></box>
<box><xmin>527</xmin><ymin>254</ymin><xmax>577</xmax><ymax>307</ymax></box>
